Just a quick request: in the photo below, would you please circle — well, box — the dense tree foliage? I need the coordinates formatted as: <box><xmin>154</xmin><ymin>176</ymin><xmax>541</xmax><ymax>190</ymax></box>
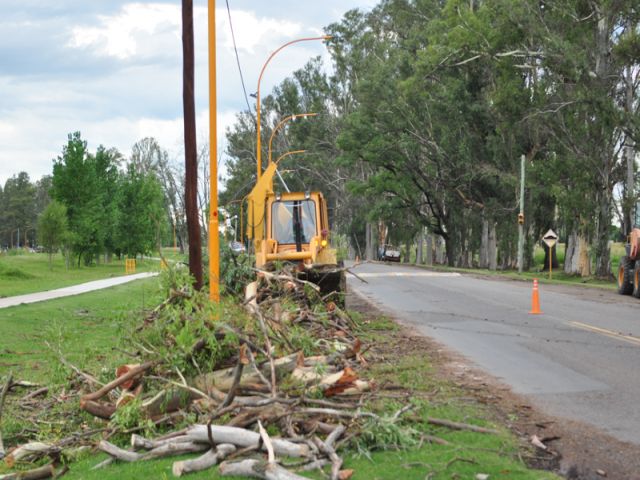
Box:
<box><xmin>0</xmin><ymin>132</ymin><xmax>167</xmax><ymax>265</ymax></box>
<box><xmin>221</xmin><ymin>0</ymin><xmax>639</xmax><ymax>277</ymax></box>
<box><xmin>0</xmin><ymin>172</ymin><xmax>37</xmax><ymax>248</ymax></box>
<box><xmin>37</xmin><ymin>200</ymin><xmax>68</xmax><ymax>268</ymax></box>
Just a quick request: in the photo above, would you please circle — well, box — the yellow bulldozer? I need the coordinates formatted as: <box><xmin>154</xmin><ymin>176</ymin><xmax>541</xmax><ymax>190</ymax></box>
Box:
<box><xmin>244</xmin><ymin>157</ymin><xmax>345</xmax><ymax>298</ymax></box>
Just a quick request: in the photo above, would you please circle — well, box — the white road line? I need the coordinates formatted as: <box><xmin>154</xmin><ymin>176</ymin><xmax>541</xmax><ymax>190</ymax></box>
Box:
<box><xmin>356</xmin><ymin>272</ymin><xmax>461</xmax><ymax>278</ymax></box>
<box><xmin>569</xmin><ymin>321</ymin><xmax>640</xmax><ymax>347</ymax></box>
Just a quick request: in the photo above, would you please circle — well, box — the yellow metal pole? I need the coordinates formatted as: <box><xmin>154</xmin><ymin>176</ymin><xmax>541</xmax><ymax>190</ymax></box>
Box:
<box><xmin>275</xmin><ymin>149</ymin><xmax>306</xmax><ymax>165</ymax></box>
<box><xmin>208</xmin><ymin>0</ymin><xmax>220</xmax><ymax>302</ymax></box>
<box><xmin>549</xmin><ymin>247</ymin><xmax>552</xmax><ymax>281</ymax></box>
<box><xmin>255</xmin><ymin>36</ymin><xmax>330</xmax><ymax>183</ymax></box>
<box><xmin>268</xmin><ymin>113</ymin><xmax>317</xmax><ymax>165</ymax></box>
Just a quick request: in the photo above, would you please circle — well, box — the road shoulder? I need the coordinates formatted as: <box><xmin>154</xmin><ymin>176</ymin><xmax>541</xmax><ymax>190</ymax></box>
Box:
<box><xmin>349</xmin><ymin>287</ymin><xmax>640</xmax><ymax>479</ymax></box>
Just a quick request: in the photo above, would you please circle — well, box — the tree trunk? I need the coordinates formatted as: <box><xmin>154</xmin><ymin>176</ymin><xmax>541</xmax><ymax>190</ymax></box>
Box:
<box><xmin>182</xmin><ymin>0</ymin><xmax>203</xmax><ymax>290</ymax></box>
<box><xmin>578</xmin><ymin>235</ymin><xmax>591</xmax><ymax>277</ymax></box>
<box><xmin>592</xmin><ymin>8</ymin><xmax>612</xmax><ymax>279</ymax></box>
<box><xmin>444</xmin><ymin>236</ymin><xmax>455</xmax><ymax>267</ymax></box>
<box><xmin>425</xmin><ymin>233</ymin><xmax>433</xmax><ymax>266</ymax></box>
<box><xmin>622</xmin><ymin>61</ymin><xmax>636</xmax><ymax>235</ymax></box>
<box><xmin>365</xmin><ymin>222</ymin><xmax>374</xmax><ymax>261</ymax></box>
<box><xmin>594</xmin><ymin>186</ymin><xmax>612</xmax><ymax>278</ymax></box>
<box><xmin>479</xmin><ymin>217</ymin><xmax>489</xmax><ymax>269</ymax></box>
<box><xmin>435</xmin><ymin>236</ymin><xmax>445</xmax><ymax>264</ymax></box>
<box><xmin>488</xmin><ymin>222</ymin><xmax>497</xmax><ymax>270</ymax></box>
<box><xmin>404</xmin><ymin>238</ymin><xmax>411</xmax><ymax>263</ymax></box>
<box><xmin>565</xmin><ymin>230</ymin><xmax>591</xmax><ymax>277</ymax></box>
<box><xmin>416</xmin><ymin>229</ymin><xmax>423</xmax><ymax>264</ymax></box>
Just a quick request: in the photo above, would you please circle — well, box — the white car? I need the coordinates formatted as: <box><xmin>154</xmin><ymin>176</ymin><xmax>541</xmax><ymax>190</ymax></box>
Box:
<box><xmin>378</xmin><ymin>245</ymin><xmax>401</xmax><ymax>262</ymax></box>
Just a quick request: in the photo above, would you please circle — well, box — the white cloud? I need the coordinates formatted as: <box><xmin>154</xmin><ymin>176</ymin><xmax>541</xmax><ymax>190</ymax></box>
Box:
<box><xmin>217</xmin><ymin>9</ymin><xmax>302</xmax><ymax>54</ymax></box>
<box><xmin>69</xmin><ymin>3</ymin><xmax>181</xmax><ymax>60</ymax></box>
<box><xmin>1</xmin><ymin>1</ymin><xmax>377</xmax><ymax>187</ymax></box>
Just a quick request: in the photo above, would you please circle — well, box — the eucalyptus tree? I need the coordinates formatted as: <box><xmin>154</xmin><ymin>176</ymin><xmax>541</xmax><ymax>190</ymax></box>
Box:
<box><xmin>533</xmin><ymin>0</ymin><xmax>638</xmax><ymax>277</ymax></box>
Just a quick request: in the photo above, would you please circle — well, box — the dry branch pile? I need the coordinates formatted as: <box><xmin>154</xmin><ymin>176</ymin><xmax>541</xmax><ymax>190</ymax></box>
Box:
<box><xmin>0</xmin><ymin>267</ymin><xmax>380</xmax><ymax>479</ymax></box>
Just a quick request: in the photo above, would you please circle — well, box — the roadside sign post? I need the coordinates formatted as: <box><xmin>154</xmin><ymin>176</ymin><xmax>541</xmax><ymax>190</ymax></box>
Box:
<box><xmin>542</xmin><ymin>229</ymin><xmax>558</xmax><ymax>280</ymax></box>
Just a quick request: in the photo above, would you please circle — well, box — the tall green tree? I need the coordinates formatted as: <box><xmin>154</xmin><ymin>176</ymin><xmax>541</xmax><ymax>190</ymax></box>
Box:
<box><xmin>37</xmin><ymin>200</ymin><xmax>68</xmax><ymax>269</ymax></box>
<box><xmin>52</xmin><ymin>132</ymin><xmax>118</xmax><ymax>265</ymax></box>
<box><xmin>115</xmin><ymin>165</ymin><xmax>166</xmax><ymax>258</ymax></box>
<box><xmin>1</xmin><ymin>172</ymin><xmax>36</xmax><ymax>248</ymax></box>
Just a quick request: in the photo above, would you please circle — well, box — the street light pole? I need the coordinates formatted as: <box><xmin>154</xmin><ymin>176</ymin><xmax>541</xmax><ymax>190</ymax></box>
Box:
<box><xmin>208</xmin><ymin>0</ymin><xmax>220</xmax><ymax>302</ymax></box>
<box><xmin>268</xmin><ymin>113</ymin><xmax>317</xmax><ymax>166</ymax></box>
<box><xmin>255</xmin><ymin>36</ymin><xmax>330</xmax><ymax>182</ymax></box>
<box><xmin>517</xmin><ymin>154</ymin><xmax>525</xmax><ymax>274</ymax></box>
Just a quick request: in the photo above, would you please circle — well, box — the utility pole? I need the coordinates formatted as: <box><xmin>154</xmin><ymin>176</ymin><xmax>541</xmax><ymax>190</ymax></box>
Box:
<box><xmin>182</xmin><ymin>0</ymin><xmax>203</xmax><ymax>290</ymax></box>
<box><xmin>517</xmin><ymin>154</ymin><xmax>525</xmax><ymax>273</ymax></box>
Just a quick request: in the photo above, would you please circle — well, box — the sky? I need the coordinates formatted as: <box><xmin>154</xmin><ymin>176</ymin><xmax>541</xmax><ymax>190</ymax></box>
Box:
<box><xmin>0</xmin><ymin>0</ymin><xmax>378</xmax><ymax>187</ymax></box>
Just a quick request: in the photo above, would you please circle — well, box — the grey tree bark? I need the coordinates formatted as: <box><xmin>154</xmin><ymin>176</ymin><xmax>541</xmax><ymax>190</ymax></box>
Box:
<box><xmin>416</xmin><ymin>229</ymin><xmax>424</xmax><ymax>264</ymax></box>
<box><xmin>426</xmin><ymin>233</ymin><xmax>433</xmax><ymax>265</ymax></box>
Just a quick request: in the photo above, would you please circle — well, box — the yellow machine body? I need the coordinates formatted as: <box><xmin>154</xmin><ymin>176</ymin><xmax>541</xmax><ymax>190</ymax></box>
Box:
<box><xmin>245</xmin><ymin>160</ymin><xmax>343</xmax><ymax>297</ymax></box>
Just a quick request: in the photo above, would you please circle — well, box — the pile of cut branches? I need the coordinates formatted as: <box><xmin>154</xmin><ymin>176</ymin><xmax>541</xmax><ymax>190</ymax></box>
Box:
<box><xmin>1</xmin><ymin>265</ymin><xmax>393</xmax><ymax>480</ymax></box>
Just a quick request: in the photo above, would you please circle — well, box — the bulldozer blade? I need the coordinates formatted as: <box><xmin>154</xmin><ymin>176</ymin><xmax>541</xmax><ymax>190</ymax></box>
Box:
<box><xmin>298</xmin><ymin>267</ymin><xmax>346</xmax><ymax>302</ymax></box>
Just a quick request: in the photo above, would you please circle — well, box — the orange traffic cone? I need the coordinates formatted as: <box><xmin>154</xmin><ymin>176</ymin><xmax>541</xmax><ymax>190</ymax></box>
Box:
<box><xmin>529</xmin><ymin>278</ymin><xmax>542</xmax><ymax>314</ymax></box>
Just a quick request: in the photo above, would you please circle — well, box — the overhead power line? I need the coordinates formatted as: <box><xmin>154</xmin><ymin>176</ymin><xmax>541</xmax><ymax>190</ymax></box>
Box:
<box><xmin>225</xmin><ymin>0</ymin><xmax>255</xmax><ymax>122</ymax></box>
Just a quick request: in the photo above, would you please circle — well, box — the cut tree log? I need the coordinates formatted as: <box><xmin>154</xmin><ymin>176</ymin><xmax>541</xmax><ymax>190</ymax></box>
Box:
<box><xmin>4</xmin><ymin>442</ymin><xmax>53</xmax><ymax>468</ymax></box>
<box><xmin>79</xmin><ymin>399</ymin><xmax>116</xmax><ymax>420</ymax></box>
<box><xmin>82</xmin><ymin>361</ymin><xmax>155</xmax><ymax>402</ymax></box>
<box><xmin>185</xmin><ymin>425</ymin><xmax>309</xmax><ymax>457</ymax></box>
<box><xmin>0</xmin><ymin>463</ymin><xmax>56</xmax><ymax>480</ymax></box>
<box><xmin>142</xmin><ymin>388</ymin><xmax>197</xmax><ymax>417</ymax></box>
<box><xmin>172</xmin><ymin>444</ymin><xmax>235</xmax><ymax>476</ymax></box>
<box><xmin>194</xmin><ymin>354</ymin><xmax>299</xmax><ymax>392</ymax></box>
<box><xmin>219</xmin><ymin>459</ymin><xmax>310</xmax><ymax>480</ymax></box>
<box><xmin>98</xmin><ymin>441</ymin><xmax>142</xmax><ymax>462</ymax></box>
<box><xmin>131</xmin><ymin>434</ymin><xmax>195</xmax><ymax>450</ymax></box>
<box><xmin>141</xmin><ymin>442</ymin><xmax>208</xmax><ymax>460</ymax></box>
<box><xmin>99</xmin><ymin>440</ymin><xmax>209</xmax><ymax>462</ymax></box>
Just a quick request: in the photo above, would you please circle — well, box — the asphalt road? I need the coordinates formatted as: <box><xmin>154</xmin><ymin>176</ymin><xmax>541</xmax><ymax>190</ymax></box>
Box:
<box><xmin>348</xmin><ymin>262</ymin><xmax>640</xmax><ymax>445</ymax></box>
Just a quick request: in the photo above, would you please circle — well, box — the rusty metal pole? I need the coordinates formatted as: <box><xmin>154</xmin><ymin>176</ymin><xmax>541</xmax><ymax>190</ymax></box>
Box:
<box><xmin>182</xmin><ymin>0</ymin><xmax>203</xmax><ymax>290</ymax></box>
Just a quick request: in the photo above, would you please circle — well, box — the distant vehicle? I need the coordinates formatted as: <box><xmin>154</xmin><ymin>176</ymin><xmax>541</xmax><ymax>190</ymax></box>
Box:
<box><xmin>378</xmin><ymin>244</ymin><xmax>401</xmax><ymax>262</ymax></box>
<box><xmin>229</xmin><ymin>241</ymin><xmax>246</xmax><ymax>254</ymax></box>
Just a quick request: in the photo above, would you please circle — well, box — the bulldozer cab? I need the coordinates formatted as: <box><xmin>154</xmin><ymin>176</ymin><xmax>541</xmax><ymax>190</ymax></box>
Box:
<box><xmin>253</xmin><ymin>191</ymin><xmax>337</xmax><ymax>269</ymax></box>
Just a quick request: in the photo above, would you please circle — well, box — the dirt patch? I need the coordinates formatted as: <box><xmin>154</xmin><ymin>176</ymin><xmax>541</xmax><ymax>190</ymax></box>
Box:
<box><xmin>347</xmin><ymin>291</ymin><xmax>640</xmax><ymax>480</ymax></box>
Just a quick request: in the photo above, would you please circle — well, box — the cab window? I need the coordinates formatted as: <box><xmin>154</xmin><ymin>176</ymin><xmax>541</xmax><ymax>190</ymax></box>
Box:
<box><xmin>272</xmin><ymin>200</ymin><xmax>316</xmax><ymax>244</ymax></box>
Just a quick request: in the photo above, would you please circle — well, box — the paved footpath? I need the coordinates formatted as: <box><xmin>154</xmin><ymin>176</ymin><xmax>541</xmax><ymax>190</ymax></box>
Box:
<box><xmin>0</xmin><ymin>272</ymin><xmax>158</xmax><ymax>309</ymax></box>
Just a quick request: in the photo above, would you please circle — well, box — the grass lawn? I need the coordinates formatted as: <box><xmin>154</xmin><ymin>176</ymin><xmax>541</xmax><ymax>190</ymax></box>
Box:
<box><xmin>0</xmin><ymin>252</ymin><xmax>159</xmax><ymax>297</ymax></box>
<box><xmin>157</xmin><ymin>247</ymin><xmax>188</xmax><ymax>263</ymax></box>
<box><xmin>0</xmin><ymin>277</ymin><xmax>163</xmax><ymax>384</ymax></box>
<box><xmin>0</xmin><ymin>279</ymin><xmax>559</xmax><ymax>480</ymax></box>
